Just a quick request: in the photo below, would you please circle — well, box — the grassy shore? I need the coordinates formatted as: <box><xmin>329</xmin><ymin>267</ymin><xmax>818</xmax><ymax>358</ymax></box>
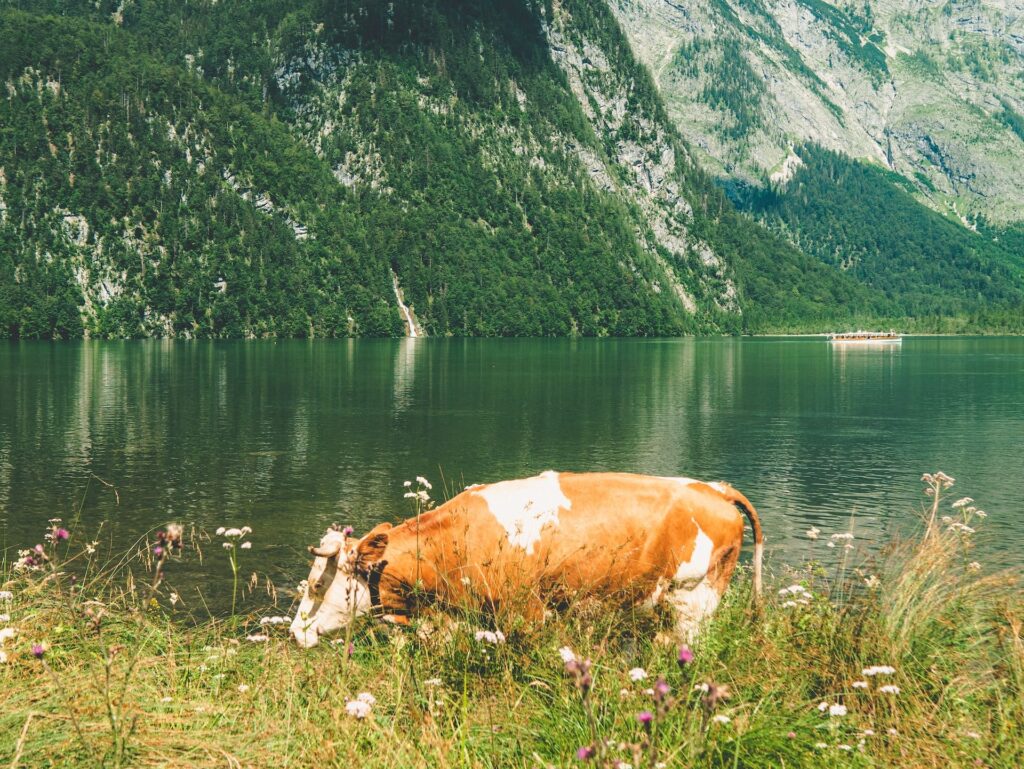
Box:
<box><xmin>1</xmin><ymin>475</ymin><xmax>1021</xmax><ymax>768</ymax></box>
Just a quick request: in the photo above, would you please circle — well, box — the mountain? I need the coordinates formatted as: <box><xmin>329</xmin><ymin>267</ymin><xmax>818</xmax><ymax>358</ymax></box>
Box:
<box><xmin>611</xmin><ymin>0</ymin><xmax>1024</xmax><ymax>226</ymax></box>
<box><xmin>0</xmin><ymin>1</ymin><xmax>1019</xmax><ymax>339</ymax></box>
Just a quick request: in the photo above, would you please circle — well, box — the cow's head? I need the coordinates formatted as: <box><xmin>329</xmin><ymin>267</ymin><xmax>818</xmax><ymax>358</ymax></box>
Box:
<box><xmin>290</xmin><ymin>523</ymin><xmax>391</xmax><ymax>648</ymax></box>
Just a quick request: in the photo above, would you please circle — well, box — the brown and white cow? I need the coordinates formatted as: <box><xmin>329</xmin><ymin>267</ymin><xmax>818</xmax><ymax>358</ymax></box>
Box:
<box><xmin>290</xmin><ymin>471</ymin><xmax>763</xmax><ymax>648</ymax></box>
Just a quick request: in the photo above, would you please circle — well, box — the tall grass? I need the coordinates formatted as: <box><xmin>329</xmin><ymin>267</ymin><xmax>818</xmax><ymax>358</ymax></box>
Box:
<box><xmin>0</xmin><ymin>475</ymin><xmax>1020</xmax><ymax>768</ymax></box>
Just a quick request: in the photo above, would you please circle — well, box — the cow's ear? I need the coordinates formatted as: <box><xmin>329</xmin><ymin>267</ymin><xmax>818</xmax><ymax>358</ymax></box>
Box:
<box><xmin>355</xmin><ymin>532</ymin><xmax>389</xmax><ymax>572</ymax></box>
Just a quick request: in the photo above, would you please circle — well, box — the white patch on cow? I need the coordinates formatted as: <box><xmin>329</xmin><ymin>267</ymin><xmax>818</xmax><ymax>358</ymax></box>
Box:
<box><xmin>673</xmin><ymin>522</ymin><xmax>714</xmax><ymax>585</ymax></box>
<box><xmin>645</xmin><ymin>577</ymin><xmax>670</xmax><ymax>608</ymax></box>
<box><xmin>707</xmin><ymin>481</ymin><xmax>728</xmax><ymax>494</ymax></box>
<box><xmin>667</xmin><ymin>578</ymin><xmax>721</xmax><ymax>642</ymax></box>
<box><xmin>473</xmin><ymin>471</ymin><xmax>570</xmax><ymax>555</ymax></box>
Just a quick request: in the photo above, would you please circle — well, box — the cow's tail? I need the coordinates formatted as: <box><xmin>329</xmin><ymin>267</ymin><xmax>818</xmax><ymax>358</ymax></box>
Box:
<box><xmin>714</xmin><ymin>483</ymin><xmax>763</xmax><ymax>601</ymax></box>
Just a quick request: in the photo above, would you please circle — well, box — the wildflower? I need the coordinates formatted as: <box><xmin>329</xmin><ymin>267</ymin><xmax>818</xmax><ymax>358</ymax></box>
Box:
<box><xmin>474</xmin><ymin>630</ymin><xmax>506</xmax><ymax>644</ymax></box>
<box><xmin>160</xmin><ymin>696</ymin><xmax>172</xmax><ymax>703</ymax></box>
<box><xmin>424</xmin><ymin>678</ymin><xmax>443</xmax><ymax>687</ymax></box>
<box><xmin>342</xmin><ymin>526</ymin><xmax>354</xmax><ymax>536</ymax></box>
<box><xmin>965</xmin><ymin>731</ymin><xmax>981</xmax><ymax>739</ymax></box>
<box><xmin>814</xmin><ymin>743</ymin><xmax>829</xmax><ymax>749</ymax></box>
<box><xmin>974</xmin><ymin>510</ymin><xmax>987</xmax><ymax>518</ymax></box>
<box><xmin>653</xmin><ymin>678</ymin><xmax>671</xmax><ymax>699</ymax></box>
<box><xmin>619</xmin><ymin>688</ymin><xmax>630</xmax><ymax>698</ymax></box>
<box><xmin>677</xmin><ymin>645</ymin><xmax>694</xmax><ymax>666</ymax></box>
<box><xmin>170</xmin><ymin>592</ymin><xmax>180</xmax><ymax>606</ymax></box>
<box><xmin>864</xmin><ymin>575</ymin><xmax>880</xmax><ymax>589</ymax></box>
<box><xmin>782</xmin><ymin>600</ymin><xmax>798</xmax><ymax>608</ymax></box>
<box><xmin>852</xmin><ymin>681</ymin><xmax>868</xmax><ymax>689</ymax></box>
<box><xmin>0</xmin><ymin>591</ymin><xmax>12</xmax><ymax>601</ymax></box>
<box><xmin>0</xmin><ymin>615</ymin><xmax>7</xmax><ymax>623</ymax></box>
<box><xmin>878</xmin><ymin>685</ymin><xmax>900</xmax><ymax>694</ymax></box>
<box><xmin>830</xmin><ymin>532</ymin><xmax>854</xmax><ymax>541</ymax></box>
<box><xmin>245</xmin><ymin>634</ymin><xmax>269</xmax><ymax>643</ymax></box>
<box><xmin>345</xmin><ymin>699</ymin><xmax>372</xmax><ymax>719</ymax></box>
<box><xmin>948</xmin><ymin>522</ymin><xmax>975</xmax><ymax>535</ymax></box>
<box><xmin>829</xmin><ymin>704</ymin><xmax>847</xmax><ymax>717</ymax></box>
<box><xmin>827</xmin><ymin>541</ymin><xmax>836</xmax><ymax>548</ymax></box>
<box><xmin>817</xmin><ymin>701</ymin><xmax>829</xmax><ymax>712</ymax></box>
<box><xmin>576</xmin><ymin>746</ymin><xmax>595</xmax><ymax>761</ymax></box>
<box><xmin>32</xmin><ymin>643</ymin><xmax>46</xmax><ymax>659</ymax></box>
<box><xmin>240</xmin><ymin>542</ymin><xmax>252</xmax><ymax>550</ymax></box>
<box><xmin>356</xmin><ymin>692</ymin><xmax>376</xmax><ymax>706</ymax></box>
<box><xmin>404</xmin><ymin>490</ymin><xmax>430</xmax><ymax>503</ymax></box>
<box><xmin>237</xmin><ymin>684</ymin><xmax>250</xmax><ymax>693</ymax></box>
<box><xmin>863</xmin><ymin>729</ymin><xmax>875</xmax><ymax>736</ymax></box>
<box><xmin>629</xmin><ymin>667</ymin><xmax>647</xmax><ymax>681</ymax></box>
<box><xmin>862</xmin><ymin>665</ymin><xmax>896</xmax><ymax>676</ymax></box>
<box><xmin>415</xmin><ymin>476</ymin><xmax>432</xmax><ymax>490</ymax></box>
<box><xmin>693</xmin><ymin>683</ymin><xmax>710</xmax><ymax>693</ymax></box>
<box><xmin>787</xmin><ymin>731</ymin><xmax>796</xmax><ymax>739</ymax></box>
<box><xmin>559</xmin><ymin>646</ymin><xmax>577</xmax><ymax>664</ymax></box>
<box><xmin>0</xmin><ymin>628</ymin><xmax>16</xmax><ymax>642</ymax></box>
<box><xmin>153</xmin><ymin>545</ymin><xmax>164</xmax><ymax>557</ymax></box>
<box><xmin>952</xmin><ymin>497</ymin><xmax>974</xmax><ymax>509</ymax></box>
<box><xmin>888</xmin><ymin>728</ymin><xmax>898</xmax><ymax>736</ymax></box>
<box><xmin>838</xmin><ymin>744</ymin><xmax>853</xmax><ymax>751</ymax></box>
<box><xmin>636</xmin><ymin>710</ymin><xmax>654</xmax><ymax>727</ymax></box>
<box><xmin>216</xmin><ymin>527</ymin><xmax>226</xmax><ymax>535</ymax></box>
<box><xmin>712</xmin><ymin>714</ymin><xmax>731</xmax><ymax>724</ymax></box>
<box><xmin>806</xmin><ymin>526</ymin><xmax>820</xmax><ymax>540</ymax></box>
<box><xmin>968</xmin><ymin>562</ymin><xmax>981</xmax><ymax>571</ymax></box>
<box><xmin>222</xmin><ymin>542</ymin><xmax>232</xmax><ymax>550</ymax></box>
<box><xmin>224</xmin><ymin>528</ymin><xmax>243</xmax><ymax>538</ymax></box>
<box><xmin>54</xmin><ymin>528</ymin><xmax>69</xmax><ymax>541</ymax></box>
<box><xmin>460</xmin><ymin>576</ymin><xmax>472</xmax><ymax>586</ymax></box>
<box><xmin>85</xmin><ymin>542</ymin><xmax>97</xmax><ymax>555</ymax></box>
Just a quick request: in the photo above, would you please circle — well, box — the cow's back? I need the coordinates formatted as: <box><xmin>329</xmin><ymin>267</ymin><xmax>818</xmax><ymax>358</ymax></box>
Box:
<box><xmin>449</xmin><ymin>471</ymin><xmax>745</xmax><ymax>602</ymax></box>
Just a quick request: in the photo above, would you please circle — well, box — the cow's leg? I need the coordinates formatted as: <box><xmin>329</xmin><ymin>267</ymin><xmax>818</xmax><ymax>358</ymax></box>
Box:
<box><xmin>665</xmin><ymin>578</ymin><xmax>721</xmax><ymax>643</ymax></box>
<box><xmin>664</xmin><ymin>546</ymin><xmax>737</xmax><ymax>643</ymax></box>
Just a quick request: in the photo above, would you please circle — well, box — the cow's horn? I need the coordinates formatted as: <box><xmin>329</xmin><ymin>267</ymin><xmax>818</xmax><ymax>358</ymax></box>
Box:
<box><xmin>308</xmin><ymin>541</ymin><xmax>341</xmax><ymax>558</ymax></box>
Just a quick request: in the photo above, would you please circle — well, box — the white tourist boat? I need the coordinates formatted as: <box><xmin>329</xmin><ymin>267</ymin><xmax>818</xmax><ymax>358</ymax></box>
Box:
<box><xmin>828</xmin><ymin>330</ymin><xmax>902</xmax><ymax>344</ymax></box>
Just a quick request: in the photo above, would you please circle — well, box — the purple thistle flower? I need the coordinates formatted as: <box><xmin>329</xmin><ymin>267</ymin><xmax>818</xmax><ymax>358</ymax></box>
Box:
<box><xmin>32</xmin><ymin>644</ymin><xmax>45</xmax><ymax>659</ymax></box>
<box><xmin>342</xmin><ymin>526</ymin><xmax>355</xmax><ymax>537</ymax></box>
<box><xmin>654</xmin><ymin>678</ymin><xmax>671</xmax><ymax>699</ymax></box>
<box><xmin>54</xmin><ymin>528</ymin><xmax>69</xmax><ymax>541</ymax></box>
<box><xmin>636</xmin><ymin>710</ymin><xmax>654</xmax><ymax>727</ymax></box>
<box><xmin>34</xmin><ymin>544</ymin><xmax>44</xmax><ymax>555</ymax></box>
<box><xmin>153</xmin><ymin>545</ymin><xmax>164</xmax><ymax>557</ymax></box>
<box><xmin>678</xmin><ymin>645</ymin><xmax>694</xmax><ymax>666</ymax></box>
<box><xmin>575</xmin><ymin>746</ymin><xmax>595</xmax><ymax>761</ymax></box>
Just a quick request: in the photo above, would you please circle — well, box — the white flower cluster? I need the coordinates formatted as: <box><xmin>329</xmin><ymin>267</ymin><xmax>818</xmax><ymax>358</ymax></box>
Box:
<box><xmin>0</xmin><ymin>591</ymin><xmax>12</xmax><ymax>602</ymax></box>
<box><xmin>474</xmin><ymin>629</ymin><xmax>506</xmax><ymax>645</ymax></box>
<box><xmin>558</xmin><ymin>646</ymin><xmax>577</xmax><ymax>663</ymax></box>
<box><xmin>862</xmin><ymin>665</ymin><xmax>896</xmax><ymax>676</ymax></box>
<box><xmin>258</xmin><ymin>615</ymin><xmax>290</xmax><ymax>627</ymax></box>
<box><xmin>403</xmin><ymin>476</ymin><xmax>433</xmax><ymax>503</ymax></box>
<box><xmin>628</xmin><ymin>667</ymin><xmax>647</xmax><ymax>682</ymax></box>
<box><xmin>805</xmin><ymin>526</ymin><xmax>821</xmax><ymax>540</ymax></box>
<box><xmin>778</xmin><ymin>584</ymin><xmax>812</xmax><ymax>608</ymax></box>
<box><xmin>344</xmin><ymin>692</ymin><xmax>377</xmax><ymax>719</ymax></box>
<box><xmin>216</xmin><ymin>526</ymin><xmax>252</xmax><ymax>550</ymax></box>
<box><xmin>818</xmin><ymin>701</ymin><xmax>847</xmax><ymax>717</ymax></box>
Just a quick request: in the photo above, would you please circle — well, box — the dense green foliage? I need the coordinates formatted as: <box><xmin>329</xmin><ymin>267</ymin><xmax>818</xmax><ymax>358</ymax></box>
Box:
<box><xmin>0</xmin><ymin>1</ymin><xmax>1018</xmax><ymax>338</ymax></box>
<box><xmin>739</xmin><ymin>145</ymin><xmax>1024</xmax><ymax>321</ymax></box>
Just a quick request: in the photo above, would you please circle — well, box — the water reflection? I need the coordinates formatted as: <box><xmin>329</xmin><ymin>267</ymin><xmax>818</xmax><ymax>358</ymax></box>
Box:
<box><xmin>1</xmin><ymin>337</ymin><xmax>1022</xmax><ymax>605</ymax></box>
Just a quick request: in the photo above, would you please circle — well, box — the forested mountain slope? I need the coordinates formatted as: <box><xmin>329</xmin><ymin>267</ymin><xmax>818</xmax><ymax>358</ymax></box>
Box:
<box><xmin>0</xmin><ymin>0</ymin><xmax>887</xmax><ymax>338</ymax></box>
<box><xmin>0</xmin><ymin>0</ymin><xmax>1018</xmax><ymax>339</ymax></box>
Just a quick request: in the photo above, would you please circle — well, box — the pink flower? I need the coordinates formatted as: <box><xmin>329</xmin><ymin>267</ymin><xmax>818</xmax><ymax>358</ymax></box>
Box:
<box><xmin>32</xmin><ymin>644</ymin><xmax>45</xmax><ymax>659</ymax></box>
<box><xmin>54</xmin><ymin>528</ymin><xmax>69</xmax><ymax>541</ymax></box>
<box><xmin>153</xmin><ymin>546</ymin><xmax>164</xmax><ymax>557</ymax></box>
<box><xmin>576</xmin><ymin>746</ymin><xmax>595</xmax><ymax>761</ymax></box>
<box><xmin>342</xmin><ymin>526</ymin><xmax>354</xmax><ymax>537</ymax></box>
<box><xmin>636</xmin><ymin>710</ymin><xmax>654</xmax><ymax>727</ymax></box>
<box><xmin>678</xmin><ymin>645</ymin><xmax>694</xmax><ymax>666</ymax></box>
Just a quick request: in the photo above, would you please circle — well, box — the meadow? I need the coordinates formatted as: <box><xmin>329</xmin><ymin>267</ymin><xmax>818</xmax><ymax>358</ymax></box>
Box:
<box><xmin>0</xmin><ymin>472</ymin><xmax>1020</xmax><ymax>768</ymax></box>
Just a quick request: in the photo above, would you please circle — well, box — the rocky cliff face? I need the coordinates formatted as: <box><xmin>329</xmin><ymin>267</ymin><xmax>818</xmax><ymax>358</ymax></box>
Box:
<box><xmin>611</xmin><ymin>0</ymin><xmax>1024</xmax><ymax>225</ymax></box>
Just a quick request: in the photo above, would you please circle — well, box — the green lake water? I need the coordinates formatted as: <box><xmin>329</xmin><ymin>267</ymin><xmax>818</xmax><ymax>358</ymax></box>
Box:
<box><xmin>2</xmin><ymin>337</ymin><xmax>1022</xmax><ymax>604</ymax></box>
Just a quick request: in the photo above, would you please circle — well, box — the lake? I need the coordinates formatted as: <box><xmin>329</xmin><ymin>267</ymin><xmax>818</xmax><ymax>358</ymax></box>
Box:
<box><xmin>2</xmin><ymin>337</ymin><xmax>1021</xmax><ymax>605</ymax></box>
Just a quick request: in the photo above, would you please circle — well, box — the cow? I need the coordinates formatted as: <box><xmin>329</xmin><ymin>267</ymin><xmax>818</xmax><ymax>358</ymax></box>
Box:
<box><xmin>290</xmin><ymin>471</ymin><xmax>763</xmax><ymax>648</ymax></box>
